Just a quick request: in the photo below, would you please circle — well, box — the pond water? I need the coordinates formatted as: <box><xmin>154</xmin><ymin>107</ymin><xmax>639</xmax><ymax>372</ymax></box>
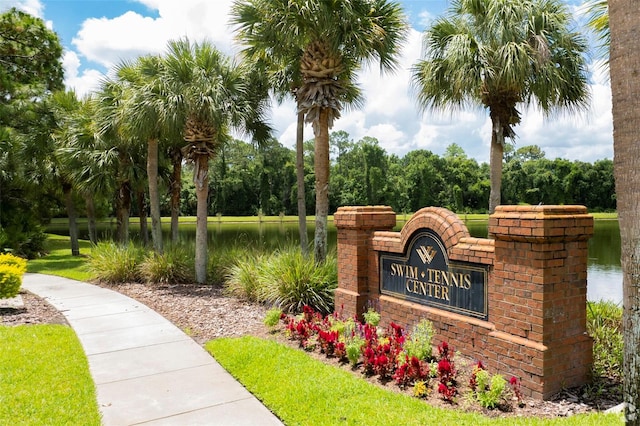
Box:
<box><xmin>50</xmin><ymin>217</ymin><xmax>623</xmax><ymax>304</ymax></box>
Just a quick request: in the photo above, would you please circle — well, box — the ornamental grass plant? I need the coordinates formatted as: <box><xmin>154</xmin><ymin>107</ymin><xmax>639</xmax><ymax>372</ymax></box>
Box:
<box><xmin>587</xmin><ymin>300</ymin><xmax>623</xmax><ymax>379</ymax></box>
<box><xmin>224</xmin><ymin>250</ymin><xmax>265</xmax><ymax>301</ymax></box>
<box><xmin>138</xmin><ymin>245</ymin><xmax>195</xmax><ymax>284</ymax></box>
<box><xmin>87</xmin><ymin>241</ymin><xmax>145</xmax><ymax>283</ymax></box>
<box><xmin>224</xmin><ymin>246</ymin><xmax>337</xmax><ymax>315</ymax></box>
<box><xmin>256</xmin><ymin>247</ymin><xmax>337</xmax><ymax>315</ymax></box>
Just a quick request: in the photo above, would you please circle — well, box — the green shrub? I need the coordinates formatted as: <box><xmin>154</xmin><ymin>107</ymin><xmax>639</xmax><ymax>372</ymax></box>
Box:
<box><xmin>363</xmin><ymin>308</ymin><xmax>381</xmax><ymax>326</ymax></box>
<box><xmin>403</xmin><ymin>319</ymin><xmax>435</xmax><ymax>361</ymax></box>
<box><xmin>256</xmin><ymin>247</ymin><xmax>337</xmax><ymax>315</ymax></box>
<box><xmin>587</xmin><ymin>300</ymin><xmax>623</xmax><ymax>379</ymax></box>
<box><xmin>138</xmin><ymin>246</ymin><xmax>195</xmax><ymax>284</ymax></box>
<box><xmin>0</xmin><ymin>265</ymin><xmax>23</xmax><ymax>299</ymax></box>
<box><xmin>17</xmin><ymin>229</ymin><xmax>48</xmax><ymax>259</ymax></box>
<box><xmin>0</xmin><ymin>253</ymin><xmax>27</xmax><ymax>273</ymax></box>
<box><xmin>88</xmin><ymin>241</ymin><xmax>144</xmax><ymax>284</ymax></box>
<box><xmin>0</xmin><ymin>228</ymin><xmax>8</xmax><ymax>250</ymax></box>
<box><xmin>346</xmin><ymin>338</ymin><xmax>364</xmax><ymax>367</ymax></box>
<box><xmin>1</xmin><ymin>227</ymin><xmax>47</xmax><ymax>259</ymax></box>
<box><xmin>264</xmin><ymin>308</ymin><xmax>283</xmax><ymax>328</ymax></box>
<box><xmin>0</xmin><ymin>253</ymin><xmax>27</xmax><ymax>298</ymax></box>
<box><xmin>474</xmin><ymin>369</ymin><xmax>507</xmax><ymax>409</ymax></box>
<box><xmin>340</xmin><ymin>317</ymin><xmax>364</xmax><ymax>367</ymax></box>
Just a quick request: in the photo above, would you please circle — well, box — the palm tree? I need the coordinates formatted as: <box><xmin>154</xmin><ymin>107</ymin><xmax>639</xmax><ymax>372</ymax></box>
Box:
<box><xmin>231</xmin><ymin>0</ymin><xmax>408</xmax><ymax>262</ymax></box>
<box><xmin>94</xmin><ymin>79</ymin><xmax>148</xmax><ymax>245</ymax></box>
<box><xmin>609</xmin><ymin>1</ymin><xmax>640</xmax><ymax>423</ymax></box>
<box><xmin>114</xmin><ymin>56</ymin><xmax>170</xmax><ymax>254</ymax></box>
<box><xmin>160</xmin><ymin>38</ymin><xmax>272</xmax><ymax>283</ymax></box>
<box><xmin>50</xmin><ymin>90</ymin><xmax>86</xmax><ymax>255</ymax></box>
<box><xmin>412</xmin><ymin>0</ymin><xmax>590</xmax><ymax>213</ymax></box>
<box><xmin>54</xmin><ymin>94</ymin><xmax>108</xmax><ymax>245</ymax></box>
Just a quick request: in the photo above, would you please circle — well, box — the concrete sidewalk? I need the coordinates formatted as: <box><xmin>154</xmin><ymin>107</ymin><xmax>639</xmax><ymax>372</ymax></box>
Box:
<box><xmin>22</xmin><ymin>273</ymin><xmax>284</xmax><ymax>426</ymax></box>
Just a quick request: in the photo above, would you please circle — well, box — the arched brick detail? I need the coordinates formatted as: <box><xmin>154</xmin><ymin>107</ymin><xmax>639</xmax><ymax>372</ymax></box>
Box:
<box><xmin>400</xmin><ymin>207</ymin><xmax>471</xmax><ymax>256</ymax></box>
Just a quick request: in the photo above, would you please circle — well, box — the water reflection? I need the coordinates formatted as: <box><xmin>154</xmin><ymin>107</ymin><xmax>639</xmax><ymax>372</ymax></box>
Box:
<box><xmin>588</xmin><ymin>265</ymin><xmax>623</xmax><ymax>303</ymax></box>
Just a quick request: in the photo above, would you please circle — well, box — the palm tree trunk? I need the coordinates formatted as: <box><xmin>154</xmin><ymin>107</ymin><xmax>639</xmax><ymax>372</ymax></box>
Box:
<box><xmin>115</xmin><ymin>181</ymin><xmax>131</xmax><ymax>245</ymax></box>
<box><xmin>84</xmin><ymin>193</ymin><xmax>97</xmax><ymax>244</ymax></box>
<box><xmin>170</xmin><ymin>147</ymin><xmax>182</xmax><ymax>244</ymax></box>
<box><xmin>194</xmin><ymin>154</ymin><xmax>209</xmax><ymax>284</ymax></box>
<box><xmin>296</xmin><ymin>110</ymin><xmax>309</xmax><ymax>256</ymax></box>
<box><xmin>147</xmin><ymin>138</ymin><xmax>163</xmax><ymax>253</ymax></box>
<box><xmin>488</xmin><ymin>118</ymin><xmax>505</xmax><ymax>214</ymax></box>
<box><xmin>63</xmin><ymin>182</ymin><xmax>80</xmax><ymax>256</ymax></box>
<box><xmin>609</xmin><ymin>2</ymin><xmax>640</xmax><ymax>423</ymax></box>
<box><xmin>313</xmin><ymin>109</ymin><xmax>330</xmax><ymax>263</ymax></box>
<box><xmin>137</xmin><ymin>189</ymin><xmax>149</xmax><ymax>247</ymax></box>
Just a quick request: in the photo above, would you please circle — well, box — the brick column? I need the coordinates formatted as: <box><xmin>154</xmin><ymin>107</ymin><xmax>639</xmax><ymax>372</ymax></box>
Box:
<box><xmin>489</xmin><ymin>205</ymin><xmax>594</xmax><ymax>398</ymax></box>
<box><xmin>334</xmin><ymin>206</ymin><xmax>396</xmax><ymax>319</ymax></box>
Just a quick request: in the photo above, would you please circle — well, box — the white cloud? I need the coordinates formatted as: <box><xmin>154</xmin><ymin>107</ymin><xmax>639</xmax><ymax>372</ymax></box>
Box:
<box><xmin>72</xmin><ymin>12</ymin><xmax>167</xmax><ymax>69</ymax></box>
<box><xmin>62</xmin><ymin>51</ymin><xmax>104</xmax><ymax>98</ymax></box>
<box><xmin>70</xmin><ymin>0</ymin><xmax>236</xmax><ymax>71</ymax></box>
<box><xmin>513</xmin><ymin>60</ymin><xmax>613</xmax><ymax>162</ymax></box>
<box><xmin>1</xmin><ymin>0</ymin><xmax>43</xmax><ymax>17</ymax></box>
<box><xmin>417</xmin><ymin>10</ymin><xmax>435</xmax><ymax>30</ymax></box>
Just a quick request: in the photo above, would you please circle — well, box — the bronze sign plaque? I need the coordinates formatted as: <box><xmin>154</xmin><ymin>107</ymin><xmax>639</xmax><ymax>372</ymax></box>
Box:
<box><xmin>380</xmin><ymin>230</ymin><xmax>488</xmax><ymax>320</ymax></box>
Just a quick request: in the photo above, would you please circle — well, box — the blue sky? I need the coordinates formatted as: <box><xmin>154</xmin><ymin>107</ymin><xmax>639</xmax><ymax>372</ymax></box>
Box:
<box><xmin>4</xmin><ymin>0</ymin><xmax>612</xmax><ymax>164</ymax></box>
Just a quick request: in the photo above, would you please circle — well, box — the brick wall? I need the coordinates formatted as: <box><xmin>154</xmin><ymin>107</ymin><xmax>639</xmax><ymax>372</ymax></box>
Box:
<box><xmin>334</xmin><ymin>205</ymin><xmax>594</xmax><ymax>400</ymax></box>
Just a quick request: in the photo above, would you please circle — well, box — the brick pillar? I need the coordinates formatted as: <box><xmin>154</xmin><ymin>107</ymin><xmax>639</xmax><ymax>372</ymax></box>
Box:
<box><xmin>489</xmin><ymin>205</ymin><xmax>594</xmax><ymax>398</ymax></box>
<box><xmin>334</xmin><ymin>206</ymin><xmax>396</xmax><ymax>319</ymax></box>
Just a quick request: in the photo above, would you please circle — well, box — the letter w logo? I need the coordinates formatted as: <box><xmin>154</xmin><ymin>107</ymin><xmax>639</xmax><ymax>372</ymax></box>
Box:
<box><xmin>416</xmin><ymin>246</ymin><xmax>437</xmax><ymax>264</ymax></box>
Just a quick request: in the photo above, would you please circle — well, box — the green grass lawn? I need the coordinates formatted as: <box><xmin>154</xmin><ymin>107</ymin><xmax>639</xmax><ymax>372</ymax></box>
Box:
<box><xmin>27</xmin><ymin>234</ymin><xmax>93</xmax><ymax>281</ymax></box>
<box><xmin>0</xmin><ymin>325</ymin><xmax>101</xmax><ymax>425</ymax></box>
<box><xmin>206</xmin><ymin>336</ymin><xmax>622</xmax><ymax>426</ymax></box>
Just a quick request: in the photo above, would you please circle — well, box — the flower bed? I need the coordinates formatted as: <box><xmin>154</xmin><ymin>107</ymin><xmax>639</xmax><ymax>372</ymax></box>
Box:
<box><xmin>273</xmin><ymin>306</ymin><xmax>524</xmax><ymax>412</ymax></box>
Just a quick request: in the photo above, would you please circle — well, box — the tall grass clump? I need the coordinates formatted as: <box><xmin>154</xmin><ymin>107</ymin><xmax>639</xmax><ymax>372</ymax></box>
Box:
<box><xmin>138</xmin><ymin>245</ymin><xmax>195</xmax><ymax>284</ymax></box>
<box><xmin>209</xmin><ymin>245</ymin><xmax>252</xmax><ymax>286</ymax></box>
<box><xmin>224</xmin><ymin>250</ymin><xmax>265</xmax><ymax>301</ymax></box>
<box><xmin>223</xmin><ymin>246</ymin><xmax>337</xmax><ymax>315</ymax></box>
<box><xmin>87</xmin><ymin>241</ymin><xmax>144</xmax><ymax>284</ymax></box>
<box><xmin>257</xmin><ymin>247</ymin><xmax>337</xmax><ymax>315</ymax></box>
<box><xmin>587</xmin><ymin>300</ymin><xmax>623</xmax><ymax>379</ymax></box>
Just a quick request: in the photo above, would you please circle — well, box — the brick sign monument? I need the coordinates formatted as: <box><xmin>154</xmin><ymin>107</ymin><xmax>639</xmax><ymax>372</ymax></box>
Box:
<box><xmin>334</xmin><ymin>205</ymin><xmax>594</xmax><ymax>399</ymax></box>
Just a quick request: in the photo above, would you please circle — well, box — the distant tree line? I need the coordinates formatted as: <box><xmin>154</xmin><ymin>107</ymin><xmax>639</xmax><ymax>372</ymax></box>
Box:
<box><xmin>172</xmin><ymin>131</ymin><xmax>615</xmax><ymax>218</ymax></box>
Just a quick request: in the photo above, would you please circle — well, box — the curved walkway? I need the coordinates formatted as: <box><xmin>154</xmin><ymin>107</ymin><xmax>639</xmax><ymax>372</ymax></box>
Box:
<box><xmin>22</xmin><ymin>273</ymin><xmax>284</xmax><ymax>426</ymax></box>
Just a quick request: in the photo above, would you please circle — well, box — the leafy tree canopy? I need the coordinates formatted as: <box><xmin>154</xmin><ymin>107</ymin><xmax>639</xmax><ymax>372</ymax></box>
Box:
<box><xmin>0</xmin><ymin>8</ymin><xmax>64</xmax><ymax>255</ymax></box>
<box><xmin>0</xmin><ymin>8</ymin><xmax>64</xmax><ymax>103</ymax></box>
